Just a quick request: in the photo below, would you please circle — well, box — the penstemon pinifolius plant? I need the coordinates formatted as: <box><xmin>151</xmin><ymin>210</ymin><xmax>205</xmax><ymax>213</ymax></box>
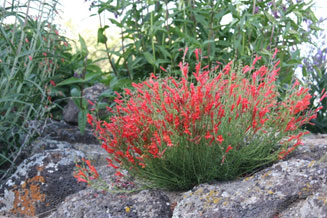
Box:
<box><xmin>75</xmin><ymin>49</ymin><xmax>325</xmax><ymax>191</ymax></box>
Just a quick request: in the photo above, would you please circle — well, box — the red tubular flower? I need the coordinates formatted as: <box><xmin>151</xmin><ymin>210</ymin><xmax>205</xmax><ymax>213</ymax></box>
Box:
<box><xmin>184</xmin><ymin>125</ymin><xmax>191</xmax><ymax>135</ymax></box>
<box><xmin>292</xmin><ymin>79</ymin><xmax>300</xmax><ymax>89</ymax></box>
<box><xmin>148</xmin><ymin>142</ymin><xmax>159</xmax><ymax>158</ymax></box>
<box><xmin>241</xmin><ymin>98</ymin><xmax>249</xmax><ymax>112</ymax></box>
<box><xmin>272</xmin><ymin>48</ymin><xmax>279</xmax><ymax>59</ymax></box>
<box><xmin>225</xmin><ymin>145</ymin><xmax>233</xmax><ymax>154</ymax></box>
<box><xmin>101</xmin><ymin>143</ymin><xmax>114</xmax><ymax>154</ymax></box>
<box><xmin>205</xmin><ymin>131</ymin><xmax>213</xmax><ymax>139</ymax></box>
<box><xmin>243</xmin><ymin>65</ymin><xmax>250</xmax><ymax>74</ymax></box>
<box><xmin>259</xmin><ymin>107</ymin><xmax>269</xmax><ymax>120</ymax></box>
<box><xmin>195</xmin><ymin>48</ymin><xmax>200</xmax><ymax>61</ymax></box>
<box><xmin>279</xmin><ymin>147</ymin><xmax>295</xmax><ymax>159</ymax></box>
<box><xmin>230</xmin><ymin>104</ymin><xmax>235</xmax><ymax>112</ymax></box>
<box><xmin>252</xmin><ymin>56</ymin><xmax>262</xmax><ymax>66</ymax></box>
<box><xmin>293</xmin><ymin>94</ymin><xmax>311</xmax><ymax>114</ymax></box>
<box><xmin>163</xmin><ymin>133</ymin><xmax>173</xmax><ymax>147</ymax></box>
<box><xmin>285</xmin><ymin>117</ymin><xmax>297</xmax><ymax>132</ymax></box>
<box><xmin>50</xmin><ymin>80</ymin><xmax>56</xmax><ymax>86</ymax></box>
<box><xmin>84</xmin><ymin>159</ymin><xmax>99</xmax><ymax>180</ymax></box>
<box><xmin>108</xmin><ymin>162</ymin><xmax>119</xmax><ymax>169</ymax></box>
<box><xmin>252</xmin><ymin>119</ymin><xmax>257</xmax><ymax>129</ymax></box>
<box><xmin>218</xmin><ymin>107</ymin><xmax>225</xmax><ymax>118</ymax></box>
<box><xmin>88</xmin><ymin>100</ymin><xmax>95</xmax><ymax>106</ymax></box>
<box><xmin>229</xmin><ymin>84</ymin><xmax>239</xmax><ymax>96</ymax></box>
<box><xmin>216</xmin><ymin>135</ymin><xmax>224</xmax><ymax>144</ymax></box>
<box><xmin>320</xmin><ymin>89</ymin><xmax>326</xmax><ymax>102</ymax></box>
<box><xmin>160</xmin><ymin>66</ymin><xmax>167</xmax><ymax>72</ymax></box>
<box><xmin>74</xmin><ymin>168</ymin><xmax>88</xmax><ymax>183</ymax></box>
<box><xmin>236</xmin><ymin>95</ymin><xmax>242</xmax><ymax>106</ymax></box>
<box><xmin>87</xmin><ymin>114</ymin><xmax>93</xmax><ymax>126</ymax></box>
<box><xmin>194</xmin><ymin>62</ymin><xmax>201</xmax><ymax>80</ymax></box>
<box><xmin>223</xmin><ymin>61</ymin><xmax>232</xmax><ymax>75</ymax></box>
<box><xmin>115</xmin><ymin>171</ymin><xmax>124</xmax><ymax>177</ymax></box>
<box><xmin>124</xmin><ymin>88</ymin><xmax>132</xmax><ymax>96</ymax></box>
<box><xmin>252</xmin><ymin>106</ymin><xmax>258</xmax><ymax>120</ymax></box>
<box><xmin>293</xmin><ymin>139</ymin><xmax>303</xmax><ymax>148</ymax></box>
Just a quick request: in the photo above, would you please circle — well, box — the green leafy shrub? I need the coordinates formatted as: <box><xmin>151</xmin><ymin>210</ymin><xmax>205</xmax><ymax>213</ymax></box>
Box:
<box><xmin>90</xmin><ymin>0</ymin><xmax>318</xmax><ymax>85</ymax></box>
<box><xmin>300</xmin><ymin>23</ymin><xmax>327</xmax><ymax>133</ymax></box>
<box><xmin>75</xmin><ymin>50</ymin><xmax>325</xmax><ymax>191</ymax></box>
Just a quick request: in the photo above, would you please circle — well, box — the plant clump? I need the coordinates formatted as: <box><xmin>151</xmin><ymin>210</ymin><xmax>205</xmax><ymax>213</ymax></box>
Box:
<box><xmin>78</xmin><ymin>49</ymin><xmax>325</xmax><ymax>191</ymax></box>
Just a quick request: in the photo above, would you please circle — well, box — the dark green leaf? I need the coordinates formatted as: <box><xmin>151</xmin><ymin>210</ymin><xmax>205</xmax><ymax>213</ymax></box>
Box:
<box><xmin>78</xmin><ymin>109</ymin><xmax>88</xmax><ymax>135</ymax></box>
<box><xmin>144</xmin><ymin>52</ymin><xmax>155</xmax><ymax>65</ymax></box>
<box><xmin>78</xmin><ymin>34</ymin><xmax>88</xmax><ymax>55</ymax></box>
<box><xmin>97</xmin><ymin>26</ymin><xmax>108</xmax><ymax>44</ymax></box>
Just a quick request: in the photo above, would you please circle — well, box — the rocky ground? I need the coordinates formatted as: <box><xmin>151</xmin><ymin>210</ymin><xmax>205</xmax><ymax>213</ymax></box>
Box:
<box><xmin>0</xmin><ymin>119</ymin><xmax>326</xmax><ymax>218</ymax></box>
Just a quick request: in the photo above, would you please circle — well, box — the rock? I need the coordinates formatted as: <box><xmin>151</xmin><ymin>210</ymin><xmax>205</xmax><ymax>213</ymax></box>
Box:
<box><xmin>2</xmin><ymin>129</ymin><xmax>327</xmax><ymax>218</ymax></box>
<box><xmin>172</xmin><ymin>150</ymin><xmax>327</xmax><ymax>217</ymax></box>
<box><xmin>28</xmin><ymin>139</ymin><xmax>107</xmax><ymax>166</ymax></box>
<box><xmin>40</xmin><ymin>119</ymin><xmax>98</xmax><ymax>144</ymax></box>
<box><xmin>63</xmin><ymin>83</ymin><xmax>109</xmax><ymax>124</ymax></box>
<box><xmin>48</xmin><ymin>188</ymin><xmax>172</xmax><ymax>218</ymax></box>
<box><xmin>287</xmin><ymin>134</ymin><xmax>327</xmax><ymax>162</ymax></box>
<box><xmin>62</xmin><ymin>99</ymin><xmax>79</xmax><ymax>124</ymax></box>
<box><xmin>279</xmin><ymin>185</ymin><xmax>327</xmax><ymax>218</ymax></box>
<box><xmin>48</xmin><ymin>165</ymin><xmax>172</xmax><ymax>218</ymax></box>
<box><xmin>72</xmin><ymin>143</ymin><xmax>108</xmax><ymax>166</ymax></box>
<box><xmin>0</xmin><ymin>148</ymin><xmax>87</xmax><ymax>217</ymax></box>
<box><xmin>49</xmin><ymin>183</ymin><xmax>172</xmax><ymax>218</ymax></box>
<box><xmin>28</xmin><ymin>139</ymin><xmax>73</xmax><ymax>156</ymax></box>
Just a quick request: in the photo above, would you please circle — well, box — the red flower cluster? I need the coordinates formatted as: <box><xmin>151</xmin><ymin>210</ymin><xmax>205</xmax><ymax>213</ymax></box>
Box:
<box><xmin>85</xmin><ymin>51</ymin><xmax>325</xmax><ymax>178</ymax></box>
<box><xmin>74</xmin><ymin>158</ymin><xmax>99</xmax><ymax>183</ymax></box>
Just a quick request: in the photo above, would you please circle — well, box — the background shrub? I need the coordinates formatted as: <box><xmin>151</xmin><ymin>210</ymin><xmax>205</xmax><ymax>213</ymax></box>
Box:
<box><xmin>90</xmin><ymin>0</ymin><xmax>319</xmax><ymax>86</ymax></box>
<box><xmin>301</xmin><ymin>28</ymin><xmax>327</xmax><ymax>133</ymax></box>
<box><xmin>0</xmin><ymin>0</ymin><xmax>67</xmax><ymax>181</ymax></box>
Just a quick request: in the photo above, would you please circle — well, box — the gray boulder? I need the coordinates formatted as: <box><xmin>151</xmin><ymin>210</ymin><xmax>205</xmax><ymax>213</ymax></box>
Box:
<box><xmin>0</xmin><ymin>148</ymin><xmax>86</xmax><ymax>217</ymax></box>
<box><xmin>48</xmin><ymin>165</ymin><xmax>172</xmax><ymax>218</ymax></box>
<box><xmin>28</xmin><ymin>139</ymin><xmax>107</xmax><ymax>167</ymax></box>
<box><xmin>48</xmin><ymin>187</ymin><xmax>172</xmax><ymax>218</ymax></box>
<box><xmin>172</xmin><ymin>135</ymin><xmax>327</xmax><ymax>218</ymax></box>
<box><xmin>63</xmin><ymin>83</ymin><xmax>109</xmax><ymax>124</ymax></box>
<box><xmin>41</xmin><ymin>119</ymin><xmax>98</xmax><ymax>144</ymax></box>
<box><xmin>1</xmin><ymin>129</ymin><xmax>327</xmax><ymax>218</ymax></box>
<box><xmin>172</xmin><ymin>159</ymin><xmax>327</xmax><ymax>218</ymax></box>
<box><xmin>279</xmin><ymin>185</ymin><xmax>327</xmax><ymax>218</ymax></box>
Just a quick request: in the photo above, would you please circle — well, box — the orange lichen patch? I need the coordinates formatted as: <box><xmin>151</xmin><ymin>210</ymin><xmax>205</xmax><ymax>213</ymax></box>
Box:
<box><xmin>170</xmin><ymin>202</ymin><xmax>177</xmax><ymax>211</ymax></box>
<box><xmin>36</xmin><ymin>165</ymin><xmax>45</xmax><ymax>172</ymax></box>
<box><xmin>10</xmin><ymin>175</ymin><xmax>46</xmax><ymax>216</ymax></box>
